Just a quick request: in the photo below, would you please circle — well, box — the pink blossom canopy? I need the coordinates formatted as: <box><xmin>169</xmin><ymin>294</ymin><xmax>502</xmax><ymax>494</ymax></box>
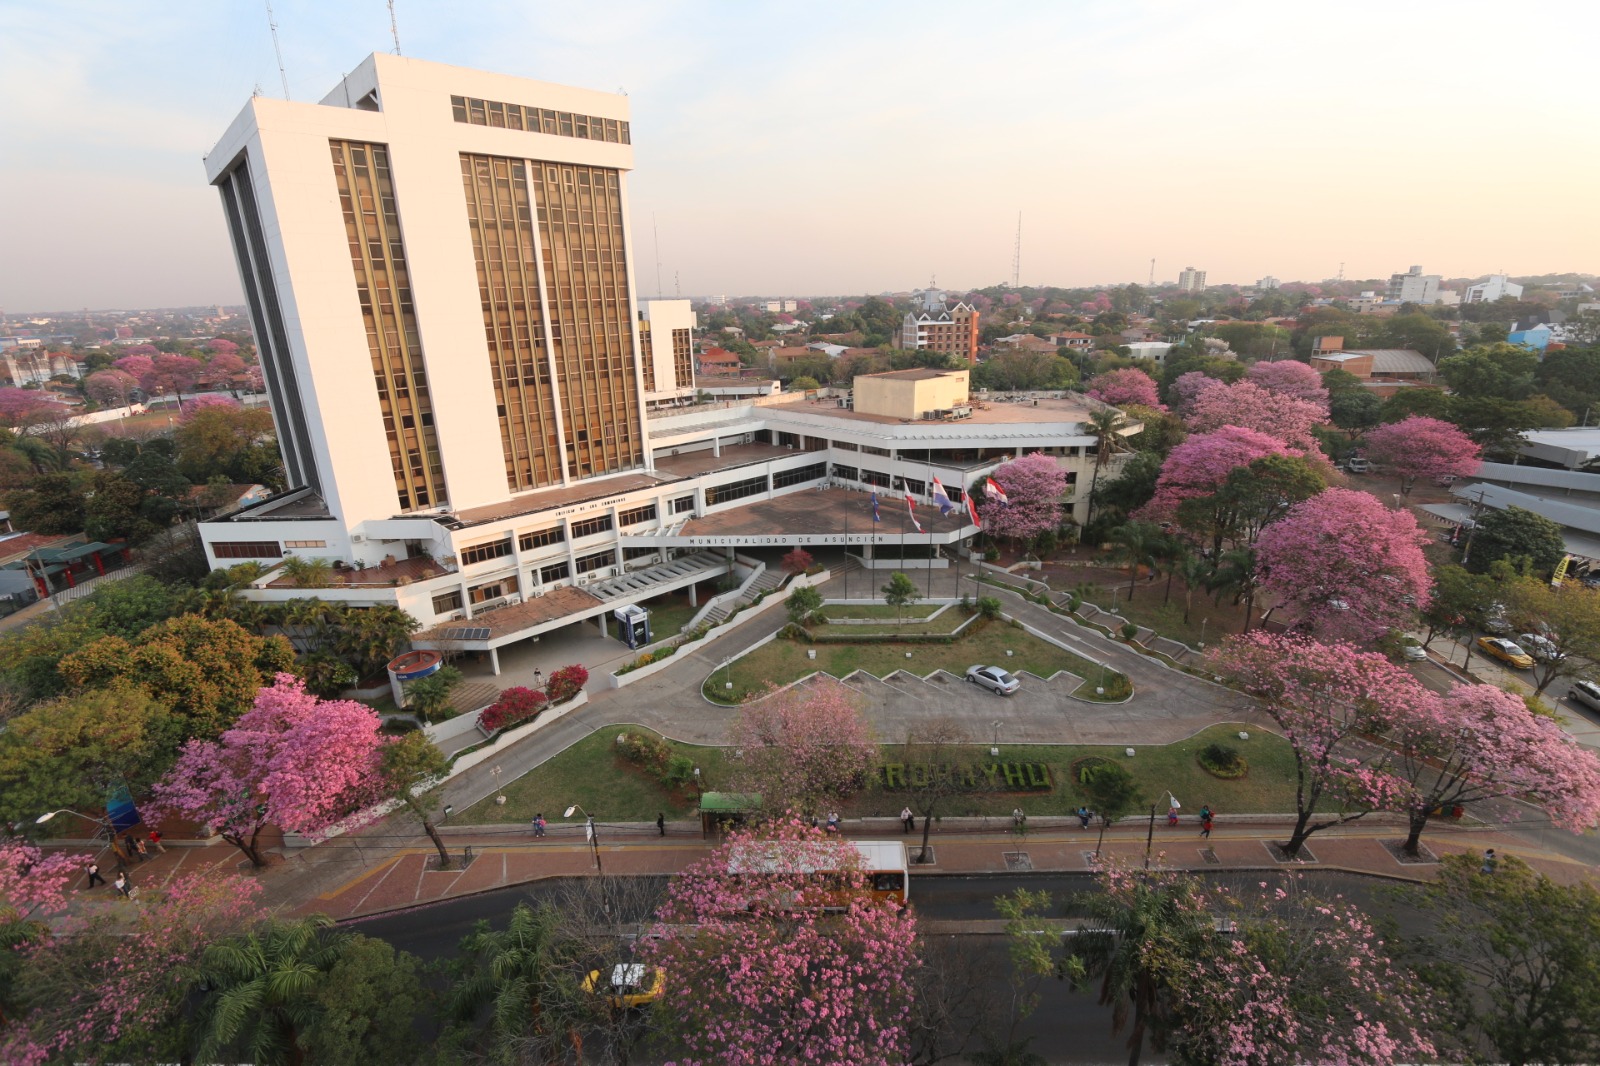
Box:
<box><xmin>1086</xmin><ymin>367</ymin><xmax>1163</xmax><ymax>409</ymax></box>
<box><xmin>1185</xmin><ymin>379</ymin><xmax>1328</xmax><ymax>451</ymax></box>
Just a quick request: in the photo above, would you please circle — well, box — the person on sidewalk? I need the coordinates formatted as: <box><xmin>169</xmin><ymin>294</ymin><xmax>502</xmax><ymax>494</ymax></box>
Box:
<box><xmin>533</xmin><ymin>814</ymin><xmax>546</xmax><ymax>838</ymax></box>
<box><xmin>124</xmin><ymin>834</ymin><xmax>144</xmax><ymax>863</ymax></box>
<box><xmin>134</xmin><ymin>837</ymin><xmax>149</xmax><ymax>862</ymax></box>
<box><xmin>656</xmin><ymin>812</ymin><xmax>666</xmax><ymax>837</ymax></box>
<box><xmin>825</xmin><ymin>812</ymin><xmax>840</xmax><ymax>835</ymax></box>
<box><xmin>112</xmin><ymin>873</ymin><xmax>130</xmax><ymax>900</ymax></box>
<box><xmin>1200</xmin><ymin>813</ymin><xmax>1214</xmax><ymax>839</ymax></box>
<box><xmin>1199</xmin><ymin>804</ymin><xmax>1212</xmax><ymax>825</ymax></box>
<box><xmin>1167</xmin><ymin>806</ymin><xmax>1180</xmax><ymax>827</ymax></box>
<box><xmin>1011</xmin><ymin>808</ymin><xmax>1026</xmax><ymax>831</ymax></box>
<box><xmin>1077</xmin><ymin>806</ymin><xmax>1091</xmax><ymax>829</ymax></box>
<box><xmin>1481</xmin><ymin>848</ymin><xmax>1497</xmax><ymax>874</ymax></box>
<box><xmin>85</xmin><ymin>862</ymin><xmax>106</xmax><ymax>889</ymax></box>
<box><xmin>900</xmin><ymin>807</ymin><xmax>915</xmax><ymax>834</ymax></box>
<box><xmin>147</xmin><ymin>829</ymin><xmax>166</xmax><ymax>854</ymax></box>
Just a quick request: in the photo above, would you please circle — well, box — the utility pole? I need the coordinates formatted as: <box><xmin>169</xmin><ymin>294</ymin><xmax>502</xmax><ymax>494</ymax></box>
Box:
<box><xmin>1011</xmin><ymin>212</ymin><xmax>1022</xmax><ymax>289</ymax></box>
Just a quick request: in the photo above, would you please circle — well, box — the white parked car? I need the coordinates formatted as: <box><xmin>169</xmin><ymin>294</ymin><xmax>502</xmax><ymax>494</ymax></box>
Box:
<box><xmin>1345</xmin><ymin>457</ymin><xmax>1372</xmax><ymax>473</ymax></box>
<box><xmin>1518</xmin><ymin>633</ymin><xmax>1561</xmax><ymax>661</ymax></box>
<box><xmin>966</xmin><ymin>665</ymin><xmax>1020</xmax><ymax>695</ymax></box>
<box><xmin>1401</xmin><ymin>643</ymin><xmax>1427</xmax><ymax>662</ymax></box>
<box><xmin>1569</xmin><ymin>680</ymin><xmax>1600</xmax><ymax>712</ymax></box>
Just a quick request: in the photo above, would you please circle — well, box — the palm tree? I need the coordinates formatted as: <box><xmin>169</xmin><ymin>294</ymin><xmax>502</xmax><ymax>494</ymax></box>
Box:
<box><xmin>190</xmin><ymin>915</ymin><xmax>348</xmax><ymax>1066</ymax></box>
<box><xmin>280</xmin><ymin>555</ymin><xmax>334</xmax><ymax>589</ymax></box>
<box><xmin>1108</xmin><ymin>521</ymin><xmax>1163</xmax><ymax>603</ymax></box>
<box><xmin>1206</xmin><ymin>548</ymin><xmax>1259</xmax><ymax>632</ymax></box>
<box><xmin>1170</xmin><ymin>554</ymin><xmax>1212</xmax><ymax>624</ymax></box>
<box><xmin>1084</xmin><ymin>408</ymin><xmax>1129</xmax><ymax>529</ymax></box>
<box><xmin>449</xmin><ymin>900</ymin><xmax>581</xmax><ymax>1061</ymax></box>
<box><xmin>1070</xmin><ymin>872</ymin><xmax>1220</xmax><ymax>1066</ymax></box>
<box><xmin>332</xmin><ymin>605</ymin><xmax>420</xmax><ymax>678</ymax></box>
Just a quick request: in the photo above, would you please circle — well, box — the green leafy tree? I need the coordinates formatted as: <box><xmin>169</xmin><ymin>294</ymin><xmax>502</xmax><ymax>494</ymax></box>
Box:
<box><xmin>1084</xmin><ymin>407</ymin><xmax>1132</xmax><ymax>527</ymax></box>
<box><xmin>786</xmin><ymin>583</ymin><xmax>823</xmax><ymax>625</ymax></box>
<box><xmin>1380</xmin><ymin>388</ymin><xmax>1452</xmax><ymax>423</ymax></box>
<box><xmin>0</xmin><ymin>684</ymin><xmax>178</xmax><ymax>824</ymax></box>
<box><xmin>1466</xmin><ymin>506</ymin><xmax>1567</xmax><ymax>576</ymax></box>
<box><xmin>1079</xmin><ymin>761</ymin><xmax>1143</xmax><ymax>857</ymax></box>
<box><xmin>1329</xmin><ymin>389</ymin><xmax>1382</xmax><ymax>433</ymax></box>
<box><xmin>1409</xmin><ymin>853</ymin><xmax>1600</xmax><ymax>1066</ymax></box>
<box><xmin>1503</xmin><ymin>579</ymin><xmax>1600</xmax><ymax>694</ymax></box>
<box><xmin>1108</xmin><ymin>521</ymin><xmax>1163</xmax><ymax>602</ymax></box>
<box><xmin>1088</xmin><ymin>451</ymin><xmax>1162</xmax><ymax>534</ymax></box>
<box><xmin>882</xmin><ymin>570</ymin><xmax>920</xmax><ymax>622</ymax></box>
<box><xmin>3</xmin><ymin>471</ymin><xmax>86</xmax><ymax>534</ymax></box>
<box><xmin>446</xmin><ymin>901</ymin><xmax>580</xmax><ymax>1062</ymax></box>
<box><xmin>302</xmin><ymin>934</ymin><xmax>430</xmax><ymax>1066</ymax></box>
<box><xmin>1534</xmin><ymin>346</ymin><xmax>1600</xmax><ymax>419</ymax></box>
<box><xmin>281</xmin><ymin>556</ymin><xmax>335</xmax><ymax>589</ymax></box>
<box><xmin>1439</xmin><ymin>344</ymin><xmax>1538</xmax><ymax>400</ymax></box>
<box><xmin>1422</xmin><ymin>563</ymin><xmax>1497</xmax><ymax>664</ymax></box>
<box><xmin>788</xmin><ymin>374</ymin><xmax>821</xmax><ymax>392</ymax></box>
<box><xmin>1176</xmin><ymin>453</ymin><xmax>1327</xmax><ymax>558</ymax></box>
<box><xmin>379</xmin><ymin>731</ymin><xmax>455</xmax><ymax>871</ymax></box>
<box><xmin>79</xmin><ymin>574</ymin><xmax>179</xmax><ymax>639</ymax></box>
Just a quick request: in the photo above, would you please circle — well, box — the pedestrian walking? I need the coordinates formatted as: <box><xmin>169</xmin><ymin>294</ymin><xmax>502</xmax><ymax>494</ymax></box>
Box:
<box><xmin>1200</xmin><ymin>813</ymin><xmax>1214</xmax><ymax>839</ymax></box>
<box><xmin>147</xmin><ymin>829</ymin><xmax>166</xmax><ymax>854</ymax></box>
<box><xmin>134</xmin><ymin>837</ymin><xmax>149</xmax><ymax>861</ymax></box>
<box><xmin>656</xmin><ymin>812</ymin><xmax>666</xmax><ymax>837</ymax></box>
<box><xmin>900</xmin><ymin>807</ymin><xmax>915</xmax><ymax>833</ymax></box>
<box><xmin>124</xmin><ymin>834</ymin><xmax>145</xmax><ymax>863</ymax></box>
<box><xmin>1167</xmin><ymin>806</ymin><xmax>1180</xmax><ymax>827</ymax></box>
<box><xmin>1481</xmin><ymin>848</ymin><xmax>1497</xmax><ymax>874</ymax></box>
<box><xmin>532</xmin><ymin>668</ymin><xmax>544</xmax><ymax>690</ymax></box>
<box><xmin>1077</xmin><ymin>806</ymin><xmax>1091</xmax><ymax>829</ymax></box>
<box><xmin>1199</xmin><ymin>804</ymin><xmax>1212</xmax><ymax>825</ymax></box>
<box><xmin>85</xmin><ymin>862</ymin><xmax>106</xmax><ymax>889</ymax></box>
<box><xmin>112</xmin><ymin>874</ymin><xmax>130</xmax><ymax>900</ymax></box>
<box><xmin>533</xmin><ymin>813</ymin><xmax>547</xmax><ymax>838</ymax></box>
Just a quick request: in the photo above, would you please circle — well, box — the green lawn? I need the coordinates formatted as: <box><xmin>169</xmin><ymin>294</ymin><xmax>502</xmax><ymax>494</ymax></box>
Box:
<box><xmin>461</xmin><ymin>722</ymin><xmax>1295</xmax><ymax>823</ymax></box>
<box><xmin>703</xmin><ymin>618</ymin><xmax>1129</xmax><ymax>703</ymax></box>
<box><xmin>820</xmin><ymin>603</ymin><xmax>942</xmax><ymax>621</ymax></box>
<box><xmin>462</xmin><ymin>725</ymin><xmax>732</xmax><ymax>824</ymax></box>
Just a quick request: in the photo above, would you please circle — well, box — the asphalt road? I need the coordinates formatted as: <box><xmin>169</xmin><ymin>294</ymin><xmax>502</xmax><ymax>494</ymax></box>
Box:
<box><xmin>349</xmin><ymin>870</ymin><xmax>1413</xmax><ymax>1065</ymax></box>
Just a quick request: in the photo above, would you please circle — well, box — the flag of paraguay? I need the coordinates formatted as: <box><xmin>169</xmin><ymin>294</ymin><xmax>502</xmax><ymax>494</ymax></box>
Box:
<box><xmin>985</xmin><ymin>476</ymin><xmax>1009</xmax><ymax>506</ymax></box>
<box><xmin>931</xmin><ymin>477</ymin><xmax>954</xmax><ymax>515</ymax></box>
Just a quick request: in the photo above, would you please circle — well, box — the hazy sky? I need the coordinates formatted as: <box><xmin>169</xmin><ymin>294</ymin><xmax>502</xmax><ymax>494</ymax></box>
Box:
<box><xmin>2</xmin><ymin>1</ymin><xmax>1595</xmax><ymax>312</ymax></box>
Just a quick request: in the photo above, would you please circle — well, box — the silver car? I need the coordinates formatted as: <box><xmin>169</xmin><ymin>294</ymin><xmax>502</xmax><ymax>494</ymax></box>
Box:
<box><xmin>1570</xmin><ymin>680</ymin><xmax>1600</xmax><ymax>712</ymax></box>
<box><xmin>966</xmin><ymin>665</ymin><xmax>1020</xmax><ymax>695</ymax></box>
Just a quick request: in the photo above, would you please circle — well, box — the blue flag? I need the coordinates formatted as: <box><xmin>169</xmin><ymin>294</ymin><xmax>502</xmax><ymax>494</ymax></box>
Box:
<box><xmin>870</xmin><ymin>492</ymin><xmax>881</xmax><ymax>523</ymax></box>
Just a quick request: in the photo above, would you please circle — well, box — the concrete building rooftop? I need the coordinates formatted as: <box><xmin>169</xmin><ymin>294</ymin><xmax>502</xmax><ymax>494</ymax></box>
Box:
<box><xmin>453</xmin><ymin>472</ymin><xmax>668</xmax><ymax>527</ymax></box>
<box><xmin>764</xmin><ymin>393</ymin><xmax>1099</xmax><ymax>428</ymax></box>
<box><xmin>653</xmin><ymin>442</ymin><xmax>815</xmax><ymax>479</ymax></box>
<box><xmin>679</xmin><ymin>486</ymin><xmax>970</xmax><ymax>540</ymax></box>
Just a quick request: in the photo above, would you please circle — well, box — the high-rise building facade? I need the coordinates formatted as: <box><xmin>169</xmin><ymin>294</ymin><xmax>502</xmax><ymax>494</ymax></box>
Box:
<box><xmin>1464</xmin><ymin>274</ymin><xmax>1524</xmax><ymax>304</ymax></box>
<box><xmin>1177</xmin><ymin>267</ymin><xmax>1206</xmax><ymax>292</ymax></box>
<box><xmin>1387</xmin><ymin>265</ymin><xmax>1442</xmax><ymax>305</ymax></box>
<box><xmin>900</xmin><ymin>288</ymin><xmax>979</xmax><ymax>364</ymax></box>
<box><xmin>207</xmin><ymin>54</ymin><xmax>646</xmax><ymax>528</ymax></box>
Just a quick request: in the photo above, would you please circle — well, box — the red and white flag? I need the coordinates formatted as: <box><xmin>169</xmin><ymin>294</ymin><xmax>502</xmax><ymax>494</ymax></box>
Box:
<box><xmin>906</xmin><ymin>495</ymin><xmax>923</xmax><ymax>533</ymax></box>
<box><xmin>966</xmin><ymin>491</ymin><xmax>982</xmax><ymax>527</ymax></box>
<box><xmin>985</xmin><ymin>476</ymin><xmax>1009</xmax><ymax>506</ymax></box>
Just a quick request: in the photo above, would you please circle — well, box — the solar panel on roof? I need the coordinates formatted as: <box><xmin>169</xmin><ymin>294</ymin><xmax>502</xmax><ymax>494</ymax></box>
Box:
<box><xmin>442</xmin><ymin>627</ymin><xmax>491</xmax><ymax>640</ymax></box>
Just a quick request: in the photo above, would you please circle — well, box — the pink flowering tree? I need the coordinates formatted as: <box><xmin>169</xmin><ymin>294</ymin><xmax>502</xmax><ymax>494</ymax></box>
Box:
<box><xmin>202</xmin><ymin>352</ymin><xmax>246</xmax><ymax>384</ymax></box>
<box><xmin>205</xmin><ymin>338</ymin><xmax>239</xmax><ymax>354</ymax></box>
<box><xmin>977</xmin><ymin>451</ymin><xmax>1070</xmax><ymax>544</ymax></box>
<box><xmin>84</xmin><ymin>369</ymin><xmax>141</xmax><ymax>409</ymax></box>
<box><xmin>1169</xmin><ymin>874</ymin><xmax>1441</xmax><ymax>1065</ymax></box>
<box><xmin>1135</xmin><ymin>425</ymin><xmax>1290</xmax><ymax>527</ymax></box>
<box><xmin>1245</xmin><ymin>359</ymin><xmax>1330</xmax><ymax>410</ymax></box>
<box><xmin>1361</xmin><ymin>415</ymin><xmax>1481</xmax><ymax>496</ymax></box>
<box><xmin>2</xmin><ymin>872</ymin><xmax>263</xmax><ymax>1063</ymax></box>
<box><xmin>244</xmin><ymin>366</ymin><xmax>265</xmax><ymax>393</ymax></box>
<box><xmin>1390</xmin><ymin>684</ymin><xmax>1600</xmax><ymax>857</ymax></box>
<box><xmin>1086</xmin><ymin>367</ymin><xmax>1163</xmax><ymax>409</ymax></box>
<box><xmin>1168</xmin><ymin>370</ymin><xmax>1221</xmax><ymax>417</ymax></box>
<box><xmin>727</xmin><ymin>680</ymin><xmax>878</xmax><ymax>818</ymax></box>
<box><xmin>0</xmin><ymin>388</ymin><xmax>67</xmax><ymax>430</ymax></box>
<box><xmin>178</xmin><ymin>394</ymin><xmax>240</xmax><ymax>422</ymax></box>
<box><xmin>1254</xmin><ymin>487</ymin><xmax>1431</xmax><ymax>643</ymax></box>
<box><xmin>0</xmin><ymin>839</ymin><xmax>78</xmax><ymax>931</ymax></box>
<box><xmin>111</xmin><ymin>353</ymin><xmax>155</xmax><ymax>382</ymax></box>
<box><xmin>1185</xmin><ymin>380</ymin><xmax>1328</xmax><ymax>452</ymax></box>
<box><xmin>1209</xmin><ymin>633</ymin><xmax>1420</xmax><ymax>858</ymax></box>
<box><xmin>150</xmin><ymin>673</ymin><xmax>390</xmax><ymax>867</ymax></box>
<box><xmin>639</xmin><ymin>818</ymin><xmax>919</xmax><ymax>1065</ymax></box>
<box><xmin>139</xmin><ymin>354</ymin><xmax>205</xmax><ymax>408</ymax></box>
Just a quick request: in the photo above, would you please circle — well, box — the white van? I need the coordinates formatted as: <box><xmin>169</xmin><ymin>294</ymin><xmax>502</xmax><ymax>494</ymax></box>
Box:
<box><xmin>1346</xmin><ymin>457</ymin><xmax>1372</xmax><ymax>474</ymax></box>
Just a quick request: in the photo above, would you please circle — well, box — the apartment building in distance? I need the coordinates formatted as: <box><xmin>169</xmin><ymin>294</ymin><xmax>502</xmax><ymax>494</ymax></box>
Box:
<box><xmin>900</xmin><ymin>288</ymin><xmax>980</xmax><ymax>364</ymax></box>
<box><xmin>1465</xmin><ymin>274</ymin><xmax>1524</xmax><ymax>303</ymax></box>
<box><xmin>1387</xmin><ymin>265</ymin><xmax>1442</xmax><ymax>305</ymax></box>
<box><xmin>1178</xmin><ymin>266</ymin><xmax>1206</xmax><ymax>292</ymax></box>
<box><xmin>198</xmin><ymin>55</ymin><xmax>1134</xmax><ymax>672</ymax></box>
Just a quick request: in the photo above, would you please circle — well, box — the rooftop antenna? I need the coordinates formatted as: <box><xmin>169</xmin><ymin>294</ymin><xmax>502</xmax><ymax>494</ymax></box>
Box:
<box><xmin>674</xmin><ymin>271</ymin><xmax>681</xmax><ymax>298</ymax></box>
<box><xmin>1011</xmin><ymin>212</ymin><xmax>1022</xmax><ymax>289</ymax></box>
<box><xmin>1337</xmin><ymin>261</ymin><xmax>1345</xmax><ymax>281</ymax></box>
<box><xmin>1149</xmin><ymin>258</ymin><xmax>1155</xmax><ymax>287</ymax></box>
<box><xmin>387</xmin><ymin>0</ymin><xmax>402</xmax><ymax>55</ymax></box>
<box><xmin>652</xmin><ymin>213</ymin><xmax>663</xmax><ymax>298</ymax></box>
<box><xmin>264</xmin><ymin>0</ymin><xmax>290</xmax><ymax>100</ymax></box>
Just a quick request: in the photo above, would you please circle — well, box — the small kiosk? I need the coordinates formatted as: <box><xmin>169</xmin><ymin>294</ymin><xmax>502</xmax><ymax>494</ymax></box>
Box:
<box><xmin>697</xmin><ymin>792</ymin><xmax>762</xmax><ymax>838</ymax></box>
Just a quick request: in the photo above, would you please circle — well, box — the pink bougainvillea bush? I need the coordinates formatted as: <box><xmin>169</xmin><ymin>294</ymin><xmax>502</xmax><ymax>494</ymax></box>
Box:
<box><xmin>476</xmin><ymin>685</ymin><xmax>547</xmax><ymax>733</ymax></box>
<box><xmin>640</xmin><ymin>817</ymin><xmax>919</xmax><ymax>1066</ymax></box>
<box><xmin>544</xmin><ymin>663</ymin><xmax>588</xmax><ymax>704</ymax></box>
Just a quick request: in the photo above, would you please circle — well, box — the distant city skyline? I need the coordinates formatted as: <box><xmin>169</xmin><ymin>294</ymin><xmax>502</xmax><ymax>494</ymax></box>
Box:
<box><xmin>2</xmin><ymin>1</ymin><xmax>1596</xmax><ymax>311</ymax></box>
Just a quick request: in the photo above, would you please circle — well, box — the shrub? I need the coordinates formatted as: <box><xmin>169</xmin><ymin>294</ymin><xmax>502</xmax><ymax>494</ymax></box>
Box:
<box><xmin>545</xmin><ymin>664</ymin><xmax>588</xmax><ymax>704</ymax></box>
<box><xmin>407</xmin><ymin>665</ymin><xmax>463</xmax><ymax>723</ymax></box>
<box><xmin>984</xmin><ymin>547</ymin><xmax>1000</xmax><ymax>563</ymax></box>
<box><xmin>1197</xmin><ymin>742</ymin><xmax>1248</xmax><ymax>779</ymax></box>
<box><xmin>476</xmin><ymin>686</ymin><xmax>548</xmax><ymax>733</ymax></box>
<box><xmin>661</xmin><ymin>753</ymin><xmax>697</xmax><ymax>788</ymax></box>
<box><xmin>976</xmin><ymin>596</ymin><xmax>1002</xmax><ymax>620</ymax></box>
<box><xmin>1073</xmin><ymin>755</ymin><xmax>1115</xmax><ymax>785</ymax></box>
<box><xmin>1120</xmin><ymin>621</ymin><xmax>1139</xmax><ymax>641</ymax></box>
<box><xmin>618</xmin><ymin>731</ymin><xmax>672</xmax><ymax>772</ymax></box>
<box><xmin>1067</xmin><ymin>595</ymin><xmax>1081</xmax><ymax>611</ymax></box>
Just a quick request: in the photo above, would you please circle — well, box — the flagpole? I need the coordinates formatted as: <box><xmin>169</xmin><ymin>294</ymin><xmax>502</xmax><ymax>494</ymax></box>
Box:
<box><xmin>844</xmin><ymin>509</ymin><xmax>850</xmax><ymax>601</ymax></box>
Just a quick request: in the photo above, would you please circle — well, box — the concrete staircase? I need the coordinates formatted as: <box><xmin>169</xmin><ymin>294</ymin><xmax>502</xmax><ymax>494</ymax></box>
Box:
<box><xmin>702</xmin><ymin>567</ymin><xmax>785</xmax><ymax>626</ymax></box>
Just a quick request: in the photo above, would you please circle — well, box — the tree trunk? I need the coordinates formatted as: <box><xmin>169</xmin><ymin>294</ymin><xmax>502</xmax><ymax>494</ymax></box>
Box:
<box><xmin>1403</xmin><ymin>809</ymin><xmax>1429</xmax><ymax>857</ymax></box>
<box><xmin>1281</xmin><ymin>810</ymin><xmax>1314</xmax><ymax>858</ymax></box>
<box><xmin>1163</xmin><ymin>568</ymin><xmax>1175</xmax><ymax>605</ymax></box>
<box><xmin>222</xmin><ymin>830</ymin><xmax>267</xmax><ymax>869</ymax></box>
<box><xmin>1127</xmin><ymin>568</ymin><xmax>1137</xmax><ymax>602</ymax></box>
<box><xmin>918</xmin><ymin>813</ymin><xmax>934</xmax><ymax>864</ymax></box>
<box><xmin>424</xmin><ymin>816</ymin><xmax>452</xmax><ymax>870</ymax></box>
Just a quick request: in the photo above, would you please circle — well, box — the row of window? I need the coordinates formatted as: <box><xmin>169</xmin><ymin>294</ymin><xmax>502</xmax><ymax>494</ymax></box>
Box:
<box><xmin>451</xmin><ymin>95</ymin><xmax>631</xmax><ymax>144</ymax></box>
<box><xmin>772</xmin><ymin>462</ymin><xmax>828</xmax><ymax>490</ymax></box>
<box><xmin>706</xmin><ymin>475</ymin><xmax>768</xmax><ymax>506</ymax></box>
<box><xmin>570</xmin><ymin>514</ymin><xmax>612</xmax><ymax>539</ymax></box>
<box><xmin>618</xmin><ymin>503</ymin><xmax>657</xmax><ymax>526</ymax></box>
<box><xmin>460</xmin><ymin>538</ymin><xmax>513</xmax><ymax>566</ymax></box>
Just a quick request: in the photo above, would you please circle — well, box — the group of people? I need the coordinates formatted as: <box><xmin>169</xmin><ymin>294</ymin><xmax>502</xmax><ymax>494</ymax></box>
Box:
<box><xmin>1166</xmin><ymin>804</ymin><xmax>1217</xmax><ymax>838</ymax></box>
<box><xmin>83</xmin><ymin>828</ymin><xmax>166</xmax><ymax>900</ymax></box>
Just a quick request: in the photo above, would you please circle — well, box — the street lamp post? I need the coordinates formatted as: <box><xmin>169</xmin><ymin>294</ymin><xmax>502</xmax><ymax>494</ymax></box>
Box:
<box><xmin>491</xmin><ymin>765</ymin><xmax>505</xmax><ymax>805</ymax></box>
<box><xmin>565</xmin><ymin>804</ymin><xmax>603</xmax><ymax>874</ymax></box>
<box><xmin>991</xmin><ymin>719</ymin><xmax>1000</xmax><ymax>757</ymax></box>
<box><xmin>692</xmin><ymin>767</ymin><xmax>703</xmax><ymax>798</ymax></box>
<box><xmin>35</xmin><ymin>809</ymin><xmax>111</xmax><ymax>840</ymax></box>
<box><xmin>1199</xmin><ymin>617</ymin><xmax>1208</xmax><ymax>649</ymax></box>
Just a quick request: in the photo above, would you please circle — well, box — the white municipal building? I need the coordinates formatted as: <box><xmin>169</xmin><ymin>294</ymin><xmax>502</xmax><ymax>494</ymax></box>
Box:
<box><xmin>200</xmin><ymin>54</ymin><xmax>1138</xmax><ymax>671</ymax></box>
